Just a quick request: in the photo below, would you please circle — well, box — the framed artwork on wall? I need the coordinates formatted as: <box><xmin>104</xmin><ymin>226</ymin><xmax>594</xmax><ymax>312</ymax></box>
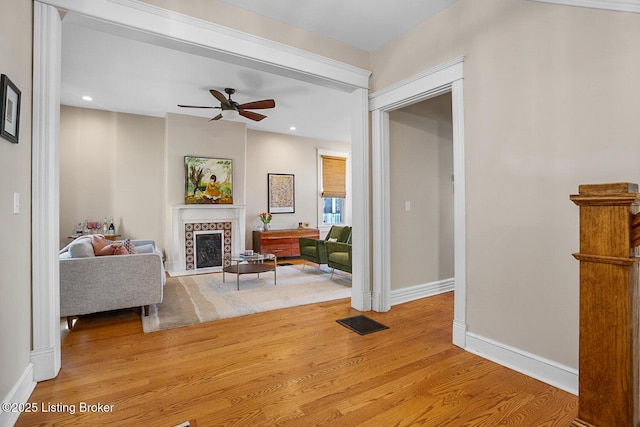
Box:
<box><xmin>184</xmin><ymin>156</ymin><xmax>233</xmax><ymax>204</ymax></box>
<box><xmin>268</xmin><ymin>173</ymin><xmax>295</xmax><ymax>213</ymax></box>
<box><xmin>0</xmin><ymin>74</ymin><xmax>20</xmax><ymax>144</ymax></box>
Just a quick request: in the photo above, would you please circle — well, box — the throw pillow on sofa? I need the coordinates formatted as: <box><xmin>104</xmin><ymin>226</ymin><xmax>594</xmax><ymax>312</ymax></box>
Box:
<box><xmin>95</xmin><ymin>243</ymin><xmax>128</xmax><ymax>256</ymax></box>
<box><xmin>91</xmin><ymin>235</ymin><xmax>129</xmax><ymax>256</ymax></box>
<box><xmin>122</xmin><ymin>238</ymin><xmax>137</xmax><ymax>254</ymax></box>
<box><xmin>68</xmin><ymin>237</ymin><xmax>95</xmax><ymax>258</ymax></box>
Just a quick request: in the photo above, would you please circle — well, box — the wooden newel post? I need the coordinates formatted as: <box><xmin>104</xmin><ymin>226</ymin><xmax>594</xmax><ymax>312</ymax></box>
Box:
<box><xmin>570</xmin><ymin>183</ymin><xmax>640</xmax><ymax>427</ymax></box>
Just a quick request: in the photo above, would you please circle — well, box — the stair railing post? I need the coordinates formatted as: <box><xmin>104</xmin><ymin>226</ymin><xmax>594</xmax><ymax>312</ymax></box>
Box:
<box><xmin>570</xmin><ymin>182</ymin><xmax>640</xmax><ymax>427</ymax></box>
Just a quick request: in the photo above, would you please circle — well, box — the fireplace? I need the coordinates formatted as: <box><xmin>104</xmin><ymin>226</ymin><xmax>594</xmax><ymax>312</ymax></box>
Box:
<box><xmin>185</xmin><ymin>222</ymin><xmax>231</xmax><ymax>272</ymax></box>
<box><xmin>195</xmin><ymin>231</ymin><xmax>222</xmax><ymax>269</ymax></box>
<box><xmin>168</xmin><ymin>205</ymin><xmax>246</xmax><ymax>276</ymax></box>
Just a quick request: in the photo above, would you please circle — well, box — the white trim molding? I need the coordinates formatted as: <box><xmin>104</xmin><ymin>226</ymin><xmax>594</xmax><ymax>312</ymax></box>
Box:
<box><xmin>369</xmin><ymin>58</ymin><xmax>466</xmax><ymax>347</ymax></box>
<box><xmin>0</xmin><ymin>364</ymin><xmax>37</xmax><ymax>427</ymax></box>
<box><xmin>527</xmin><ymin>0</ymin><xmax>640</xmax><ymax>13</ymax></box>
<box><xmin>39</xmin><ymin>0</ymin><xmax>371</xmax><ymax>91</ymax></box>
<box><xmin>32</xmin><ymin>1</ymin><xmax>62</xmax><ymax>382</ymax></box>
<box><xmin>349</xmin><ymin>88</ymin><xmax>372</xmax><ymax>312</ymax></box>
<box><xmin>466</xmin><ymin>333</ymin><xmax>579</xmax><ymax>395</ymax></box>
<box><xmin>390</xmin><ymin>279</ymin><xmax>454</xmax><ymax>306</ymax></box>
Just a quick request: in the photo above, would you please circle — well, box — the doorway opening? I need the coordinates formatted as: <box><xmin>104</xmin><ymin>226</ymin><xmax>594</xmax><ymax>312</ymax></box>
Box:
<box><xmin>369</xmin><ymin>57</ymin><xmax>466</xmax><ymax>348</ymax></box>
<box><xmin>388</xmin><ymin>94</ymin><xmax>454</xmax><ymax>303</ymax></box>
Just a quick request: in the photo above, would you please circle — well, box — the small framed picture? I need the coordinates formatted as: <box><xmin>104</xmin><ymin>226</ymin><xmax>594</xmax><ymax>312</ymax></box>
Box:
<box><xmin>0</xmin><ymin>74</ymin><xmax>20</xmax><ymax>144</ymax></box>
<box><xmin>268</xmin><ymin>173</ymin><xmax>295</xmax><ymax>214</ymax></box>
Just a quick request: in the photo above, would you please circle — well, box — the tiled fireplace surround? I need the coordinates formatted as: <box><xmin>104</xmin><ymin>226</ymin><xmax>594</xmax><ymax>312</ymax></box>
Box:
<box><xmin>168</xmin><ymin>205</ymin><xmax>246</xmax><ymax>276</ymax></box>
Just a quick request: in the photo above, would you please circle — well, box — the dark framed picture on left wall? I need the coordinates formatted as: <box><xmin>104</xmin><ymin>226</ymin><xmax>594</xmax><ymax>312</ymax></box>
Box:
<box><xmin>0</xmin><ymin>74</ymin><xmax>20</xmax><ymax>144</ymax></box>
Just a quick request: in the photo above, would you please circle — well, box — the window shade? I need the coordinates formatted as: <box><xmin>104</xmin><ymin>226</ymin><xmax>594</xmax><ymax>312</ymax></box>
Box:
<box><xmin>321</xmin><ymin>155</ymin><xmax>346</xmax><ymax>198</ymax></box>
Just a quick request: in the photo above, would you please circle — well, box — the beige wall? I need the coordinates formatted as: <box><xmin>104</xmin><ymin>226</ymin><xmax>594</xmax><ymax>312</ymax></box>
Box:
<box><xmin>246</xmin><ymin>129</ymin><xmax>350</xmax><ymax>247</ymax></box>
<box><xmin>164</xmin><ymin>113</ymin><xmax>247</xmax><ymax>261</ymax></box>
<box><xmin>60</xmin><ymin>106</ymin><xmax>165</xmax><ymax>248</ymax></box>
<box><xmin>0</xmin><ymin>0</ymin><xmax>32</xmax><ymax>404</ymax></box>
<box><xmin>372</xmin><ymin>0</ymin><xmax>640</xmax><ymax>368</ymax></box>
<box><xmin>389</xmin><ymin>94</ymin><xmax>454</xmax><ymax>290</ymax></box>
<box><xmin>59</xmin><ymin>109</ymin><xmax>348</xmax><ymax>256</ymax></box>
<box><xmin>139</xmin><ymin>0</ymin><xmax>370</xmax><ymax>70</ymax></box>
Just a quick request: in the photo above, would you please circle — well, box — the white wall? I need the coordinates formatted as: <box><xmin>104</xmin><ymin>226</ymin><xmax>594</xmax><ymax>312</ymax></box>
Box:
<box><xmin>0</xmin><ymin>0</ymin><xmax>33</xmax><ymax>411</ymax></box>
<box><xmin>389</xmin><ymin>94</ymin><xmax>454</xmax><ymax>290</ymax></box>
<box><xmin>59</xmin><ymin>110</ymin><xmax>349</xmax><ymax>257</ymax></box>
<box><xmin>60</xmin><ymin>106</ymin><xmax>165</xmax><ymax>248</ymax></box>
<box><xmin>371</xmin><ymin>0</ymin><xmax>640</xmax><ymax>368</ymax></box>
<box><xmin>245</xmin><ymin>129</ymin><xmax>350</xmax><ymax>247</ymax></box>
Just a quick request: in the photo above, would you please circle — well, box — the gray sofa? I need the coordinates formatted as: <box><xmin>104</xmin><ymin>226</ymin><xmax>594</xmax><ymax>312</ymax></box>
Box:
<box><xmin>59</xmin><ymin>236</ymin><xmax>165</xmax><ymax>327</ymax></box>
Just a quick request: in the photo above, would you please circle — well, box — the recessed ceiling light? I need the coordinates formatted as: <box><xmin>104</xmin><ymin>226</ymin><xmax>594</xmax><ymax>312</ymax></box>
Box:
<box><xmin>82</xmin><ymin>95</ymin><xmax>93</xmax><ymax>101</ymax></box>
<box><xmin>289</xmin><ymin>126</ymin><xmax>296</xmax><ymax>131</ymax></box>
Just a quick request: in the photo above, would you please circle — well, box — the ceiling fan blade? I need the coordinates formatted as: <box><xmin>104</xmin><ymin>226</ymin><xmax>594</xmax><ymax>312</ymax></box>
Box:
<box><xmin>210</xmin><ymin>89</ymin><xmax>231</xmax><ymax>107</ymax></box>
<box><xmin>209</xmin><ymin>114</ymin><xmax>223</xmax><ymax>121</ymax></box>
<box><xmin>239</xmin><ymin>110</ymin><xmax>267</xmax><ymax>121</ymax></box>
<box><xmin>178</xmin><ymin>104</ymin><xmax>219</xmax><ymax>109</ymax></box>
<box><xmin>238</xmin><ymin>99</ymin><xmax>276</xmax><ymax>110</ymax></box>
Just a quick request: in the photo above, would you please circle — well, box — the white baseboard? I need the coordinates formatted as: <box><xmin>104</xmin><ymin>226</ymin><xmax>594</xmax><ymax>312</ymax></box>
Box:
<box><xmin>0</xmin><ymin>363</ymin><xmax>36</xmax><ymax>427</ymax></box>
<box><xmin>465</xmin><ymin>332</ymin><xmax>578</xmax><ymax>395</ymax></box>
<box><xmin>390</xmin><ymin>277</ymin><xmax>454</xmax><ymax>306</ymax></box>
<box><xmin>452</xmin><ymin>319</ymin><xmax>467</xmax><ymax>348</ymax></box>
<box><xmin>384</xmin><ymin>278</ymin><xmax>577</xmax><ymax>394</ymax></box>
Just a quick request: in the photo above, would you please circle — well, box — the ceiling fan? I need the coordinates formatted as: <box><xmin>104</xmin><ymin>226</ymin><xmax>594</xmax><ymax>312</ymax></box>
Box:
<box><xmin>178</xmin><ymin>88</ymin><xmax>276</xmax><ymax>121</ymax></box>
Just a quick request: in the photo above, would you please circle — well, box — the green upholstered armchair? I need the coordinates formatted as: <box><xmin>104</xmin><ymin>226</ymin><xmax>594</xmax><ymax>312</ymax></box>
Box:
<box><xmin>326</xmin><ymin>240</ymin><xmax>352</xmax><ymax>277</ymax></box>
<box><xmin>298</xmin><ymin>225</ymin><xmax>351</xmax><ymax>269</ymax></box>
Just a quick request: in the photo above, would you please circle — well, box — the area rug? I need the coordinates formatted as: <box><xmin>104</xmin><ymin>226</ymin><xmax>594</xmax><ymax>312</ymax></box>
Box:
<box><xmin>142</xmin><ymin>265</ymin><xmax>351</xmax><ymax>332</ymax></box>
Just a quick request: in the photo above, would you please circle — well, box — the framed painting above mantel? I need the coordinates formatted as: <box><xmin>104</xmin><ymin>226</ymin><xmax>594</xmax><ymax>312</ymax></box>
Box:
<box><xmin>184</xmin><ymin>156</ymin><xmax>233</xmax><ymax>204</ymax></box>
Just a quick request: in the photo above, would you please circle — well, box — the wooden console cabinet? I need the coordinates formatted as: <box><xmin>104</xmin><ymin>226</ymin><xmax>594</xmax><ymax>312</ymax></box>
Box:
<box><xmin>253</xmin><ymin>228</ymin><xmax>320</xmax><ymax>258</ymax></box>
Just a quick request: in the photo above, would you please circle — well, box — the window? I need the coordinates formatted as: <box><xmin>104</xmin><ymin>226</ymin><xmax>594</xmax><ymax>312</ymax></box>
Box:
<box><xmin>319</xmin><ymin>151</ymin><xmax>348</xmax><ymax>226</ymax></box>
<box><xmin>322</xmin><ymin>196</ymin><xmax>343</xmax><ymax>225</ymax></box>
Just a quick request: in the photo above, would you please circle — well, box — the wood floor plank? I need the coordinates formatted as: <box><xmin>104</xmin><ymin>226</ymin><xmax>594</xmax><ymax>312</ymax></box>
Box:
<box><xmin>16</xmin><ymin>291</ymin><xmax>577</xmax><ymax>426</ymax></box>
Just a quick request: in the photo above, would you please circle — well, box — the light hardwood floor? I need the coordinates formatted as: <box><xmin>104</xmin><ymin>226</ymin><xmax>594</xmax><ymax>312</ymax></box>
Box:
<box><xmin>17</xmin><ymin>283</ymin><xmax>577</xmax><ymax>426</ymax></box>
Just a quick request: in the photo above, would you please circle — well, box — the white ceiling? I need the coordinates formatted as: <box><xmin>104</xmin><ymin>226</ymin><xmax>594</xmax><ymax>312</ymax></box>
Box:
<box><xmin>218</xmin><ymin>0</ymin><xmax>459</xmax><ymax>52</ymax></box>
<box><xmin>60</xmin><ymin>1</ymin><xmax>458</xmax><ymax>142</ymax></box>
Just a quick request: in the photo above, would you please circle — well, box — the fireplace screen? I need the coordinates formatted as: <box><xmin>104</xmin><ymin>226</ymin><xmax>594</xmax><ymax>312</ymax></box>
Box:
<box><xmin>185</xmin><ymin>222</ymin><xmax>232</xmax><ymax>271</ymax></box>
<box><xmin>195</xmin><ymin>232</ymin><xmax>222</xmax><ymax>269</ymax></box>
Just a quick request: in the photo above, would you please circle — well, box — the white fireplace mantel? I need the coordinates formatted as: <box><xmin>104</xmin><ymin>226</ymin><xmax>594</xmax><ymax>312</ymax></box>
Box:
<box><xmin>167</xmin><ymin>204</ymin><xmax>246</xmax><ymax>276</ymax></box>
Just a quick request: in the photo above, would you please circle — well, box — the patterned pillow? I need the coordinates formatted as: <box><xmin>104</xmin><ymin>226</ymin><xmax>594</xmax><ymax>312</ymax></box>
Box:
<box><xmin>95</xmin><ymin>243</ymin><xmax>129</xmax><ymax>256</ymax></box>
<box><xmin>122</xmin><ymin>238</ymin><xmax>136</xmax><ymax>254</ymax></box>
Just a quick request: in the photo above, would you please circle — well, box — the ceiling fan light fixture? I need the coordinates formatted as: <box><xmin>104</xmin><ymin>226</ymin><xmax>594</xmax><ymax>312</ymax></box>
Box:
<box><xmin>221</xmin><ymin>109</ymin><xmax>239</xmax><ymax>120</ymax></box>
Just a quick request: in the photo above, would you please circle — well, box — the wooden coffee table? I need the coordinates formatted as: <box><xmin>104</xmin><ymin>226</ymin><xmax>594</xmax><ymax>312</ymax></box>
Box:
<box><xmin>223</xmin><ymin>253</ymin><xmax>277</xmax><ymax>290</ymax></box>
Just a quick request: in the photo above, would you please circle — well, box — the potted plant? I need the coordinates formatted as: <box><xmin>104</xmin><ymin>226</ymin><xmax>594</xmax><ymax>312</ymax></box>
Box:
<box><xmin>259</xmin><ymin>212</ymin><xmax>273</xmax><ymax>230</ymax></box>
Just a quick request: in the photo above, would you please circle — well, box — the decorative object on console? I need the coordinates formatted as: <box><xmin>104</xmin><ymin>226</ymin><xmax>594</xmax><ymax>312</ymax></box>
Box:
<box><xmin>0</xmin><ymin>74</ymin><xmax>20</xmax><ymax>144</ymax></box>
<box><xmin>268</xmin><ymin>173</ymin><xmax>295</xmax><ymax>213</ymax></box>
<box><xmin>184</xmin><ymin>156</ymin><xmax>233</xmax><ymax>204</ymax></box>
<box><xmin>259</xmin><ymin>212</ymin><xmax>272</xmax><ymax>230</ymax></box>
